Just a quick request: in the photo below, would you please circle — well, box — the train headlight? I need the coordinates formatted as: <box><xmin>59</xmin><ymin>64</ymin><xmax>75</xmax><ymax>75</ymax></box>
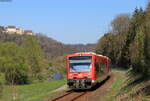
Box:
<box><xmin>92</xmin><ymin>80</ymin><xmax>95</xmax><ymax>83</ymax></box>
<box><xmin>78</xmin><ymin>74</ymin><xmax>82</xmax><ymax>77</ymax></box>
<box><xmin>69</xmin><ymin>74</ymin><xmax>73</xmax><ymax>77</ymax></box>
<box><xmin>87</xmin><ymin>73</ymin><xmax>92</xmax><ymax>77</ymax></box>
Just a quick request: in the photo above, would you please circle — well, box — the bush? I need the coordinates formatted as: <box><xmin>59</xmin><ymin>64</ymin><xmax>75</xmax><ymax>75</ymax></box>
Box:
<box><xmin>0</xmin><ymin>42</ymin><xmax>29</xmax><ymax>84</ymax></box>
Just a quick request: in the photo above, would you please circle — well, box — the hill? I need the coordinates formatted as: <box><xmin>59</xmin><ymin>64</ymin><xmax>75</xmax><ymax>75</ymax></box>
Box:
<box><xmin>68</xmin><ymin>43</ymin><xmax>96</xmax><ymax>52</ymax></box>
<box><xmin>0</xmin><ymin>31</ymin><xmax>96</xmax><ymax>59</ymax></box>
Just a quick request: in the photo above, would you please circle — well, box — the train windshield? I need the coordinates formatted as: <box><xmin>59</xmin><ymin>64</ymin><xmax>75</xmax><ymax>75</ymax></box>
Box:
<box><xmin>69</xmin><ymin>56</ymin><xmax>92</xmax><ymax>72</ymax></box>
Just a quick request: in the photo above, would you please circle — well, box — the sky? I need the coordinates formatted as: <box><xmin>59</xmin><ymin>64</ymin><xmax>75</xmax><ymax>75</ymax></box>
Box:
<box><xmin>0</xmin><ymin>0</ymin><xmax>148</xmax><ymax>44</ymax></box>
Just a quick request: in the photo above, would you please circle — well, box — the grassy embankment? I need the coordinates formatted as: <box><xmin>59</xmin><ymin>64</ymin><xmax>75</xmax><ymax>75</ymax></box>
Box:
<box><xmin>100</xmin><ymin>71</ymin><xmax>125</xmax><ymax>101</ymax></box>
<box><xmin>0</xmin><ymin>79</ymin><xmax>66</xmax><ymax>101</ymax></box>
<box><xmin>100</xmin><ymin>70</ymin><xmax>150</xmax><ymax>101</ymax></box>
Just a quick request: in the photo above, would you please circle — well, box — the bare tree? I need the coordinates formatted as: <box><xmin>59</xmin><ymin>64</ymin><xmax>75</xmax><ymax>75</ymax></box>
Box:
<box><xmin>111</xmin><ymin>14</ymin><xmax>131</xmax><ymax>34</ymax></box>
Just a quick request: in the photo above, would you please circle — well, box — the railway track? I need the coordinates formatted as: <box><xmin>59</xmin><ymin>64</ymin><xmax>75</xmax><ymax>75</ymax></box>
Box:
<box><xmin>50</xmin><ymin>90</ymin><xmax>88</xmax><ymax>101</ymax></box>
<box><xmin>49</xmin><ymin>75</ymin><xmax>113</xmax><ymax>101</ymax></box>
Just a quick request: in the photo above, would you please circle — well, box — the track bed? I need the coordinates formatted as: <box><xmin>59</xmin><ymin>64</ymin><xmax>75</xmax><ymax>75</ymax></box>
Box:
<box><xmin>49</xmin><ymin>75</ymin><xmax>114</xmax><ymax>101</ymax></box>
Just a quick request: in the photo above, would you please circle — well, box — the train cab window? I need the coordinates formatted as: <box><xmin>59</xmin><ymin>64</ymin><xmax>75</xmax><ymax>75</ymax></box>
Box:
<box><xmin>69</xmin><ymin>56</ymin><xmax>92</xmax><ymax>72</ymax></box>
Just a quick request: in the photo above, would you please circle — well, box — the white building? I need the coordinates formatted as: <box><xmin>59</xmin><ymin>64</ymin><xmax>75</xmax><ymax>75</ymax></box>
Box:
<box><xmin>16</xmin><ymin>28</ymin><xmax>24</xmax><ymax>35</ymax></box>
<box><xmin>24</xmin><ymin>30</ymin><xmax>33</xmax><ymax>35</ymax></box>
<box><xmin>5</xmin><ymin>26</ymin><xmax>17</xmax><ymax>34</ymax></box>
<box><xmin>4</xmin><ymin>26</ymin><xmax>33</xmax><ymax>35</ymax></box>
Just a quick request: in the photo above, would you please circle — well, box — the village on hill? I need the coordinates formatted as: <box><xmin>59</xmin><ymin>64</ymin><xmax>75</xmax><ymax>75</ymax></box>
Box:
<box><xmin>1</xmin><ymin>25</ymin><xmax>33</xmax><ymax>35</ymax></box>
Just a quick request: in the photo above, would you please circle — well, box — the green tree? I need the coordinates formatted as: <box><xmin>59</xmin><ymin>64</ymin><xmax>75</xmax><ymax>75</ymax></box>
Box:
<box><xmin>22</xmin><ymin>35</ymin><xmax>45</xmax><ymax>77</ymax></box>
<box><xmin>50</xmin><ymin>55</ymin><xmax>66</xmax><ymax>75</ymax></box>
<box><xmin>95</xmin><ymin>33</ymin><xmax>116</xmax><ymax>63</ymax></box>
<box><xmin>119</xmin><ymin>8</ymin><xmax>144</xmax><ymax>68</ymax></box>
<box><xmin>0</xmin><ymin>42</ymin><xmax>29</xmax><ymax>84</ymax></box>
<box><xmin>96</xmin><ymin>14</ymin><xmax>130</xmax><ymax>67</ymax></box>
<box><xmin>143</xmin><ymin>3</ymin><xmax>150</xmax><ymax>75</ymax></box>
<box><xmin>0</xmin><ymin>42</ymin><xmax>29</xmax><ymax>100</ymax></box>
<box><xmin>129</xmin><ymin>6</ymin><xmax>150</xmax><ymax>75</ymax></box>
<box><xmin>96</xmin><ymin>4</ymin><xmax>150</xmax><ymax>77</ymax></box>
<box><xmin>129</xmin><ymin>25</ymin><xmax>145</xmax><ymax>74</ymax></box>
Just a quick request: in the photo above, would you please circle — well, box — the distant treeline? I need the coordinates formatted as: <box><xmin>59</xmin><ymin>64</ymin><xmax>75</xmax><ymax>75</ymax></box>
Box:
<box><xmin>0</xmin><ymin>33</ymin><xmax>76</xmax><ymax>59</ymax></box>
<box><xmin>0</xmin><ymin>31</ymin><xmax>96</xmax><ymax>59</ymax></box>
<box><xmin>96</xmin><ymin>3</ymin><xmax>150</xmax><ymax>76</ymax></box>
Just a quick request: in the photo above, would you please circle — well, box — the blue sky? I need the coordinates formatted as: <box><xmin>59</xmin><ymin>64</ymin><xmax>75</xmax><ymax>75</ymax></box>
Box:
<box><xmin>0</xmin><ymin>0</ymin><xmax>147</xmax><ymax>44</ymax></box>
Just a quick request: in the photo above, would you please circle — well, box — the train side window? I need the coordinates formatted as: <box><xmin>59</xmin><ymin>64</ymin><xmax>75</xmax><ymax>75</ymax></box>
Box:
<box><xmin>108</xmin><ymin>62</ymin><xmax>111</xmax><ymax>71</ymax></box>
<box><xmin>100</xmin><ymin>63</ymin><xmax>106</xmax><ymax>73</ymax></box>
<box><xmin>95</xmin><ymin>62</ymin><xmax>99</xmax><ymax>74</ymax></box>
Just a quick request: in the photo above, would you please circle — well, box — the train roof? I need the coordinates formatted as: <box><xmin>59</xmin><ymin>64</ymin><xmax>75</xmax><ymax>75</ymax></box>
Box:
<box><xmin>67</xmin><ymin>52</ymin><xmax>111</xmax><ymax>62</ymax></box>
<box><xmin>68</xmin><ymin>52</ymin><xmax>110</xmax><ymax>59</ymax></box>
<box><xmin>74</xmin><ymin>52</ymin><xmax>96</xmax><ymax>55</ymax></box>
<box><xmin>74</xmin><ymin>52</ymin><xmax>105</xmax><ymax>57</ymax></box>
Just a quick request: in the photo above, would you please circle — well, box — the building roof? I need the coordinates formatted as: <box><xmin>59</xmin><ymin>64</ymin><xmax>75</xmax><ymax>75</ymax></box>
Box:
<box><xmin>24</xmin><ymin>30</ymin><xmax>32</xmax><ymax>33</ymax></box>
<box><xmin>7</xmin><ymin>26</ymin><xmax>16</xmax><ymax>28</ymax></box>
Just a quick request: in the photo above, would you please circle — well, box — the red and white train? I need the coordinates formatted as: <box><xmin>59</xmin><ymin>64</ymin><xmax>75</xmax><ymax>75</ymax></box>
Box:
<box><xmin>66</xmin><ymin>52</ymin><xmax>111</xmax><ymax>89</ymax></box>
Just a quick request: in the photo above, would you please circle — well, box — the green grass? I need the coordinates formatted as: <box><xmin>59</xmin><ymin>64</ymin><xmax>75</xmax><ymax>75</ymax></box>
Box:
<box><xmin>1</xmin><ymin>79</ymin><xmax>66</xmax><ymax>101</ymax></box>
<box><xmin>100</xmin><ymin>71</ymin><xmax>126</xmax><ymax>101</ymax></box>
<box><xmin>100</xmin><ymin>70</ymin><xmax>150</xmax><ymax>101</ymax></box>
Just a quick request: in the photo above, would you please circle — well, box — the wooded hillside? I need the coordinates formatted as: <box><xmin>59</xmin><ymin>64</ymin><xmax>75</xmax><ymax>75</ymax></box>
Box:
<box><xmin>96</xmin><ymin>4</ymin><xmax>150</xmax><ymax>76</ymax></box>
<box><xmin>0</xmin><ymin>31</ymin><xmax>96</xmax><ymax>59</ymax></box>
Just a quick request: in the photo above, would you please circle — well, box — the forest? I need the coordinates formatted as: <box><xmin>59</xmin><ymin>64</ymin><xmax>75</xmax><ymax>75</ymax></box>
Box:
<box><xmin>95</xmin><ymin>4</ymin><xmax>150</xmax><ymax>77</ymax></box>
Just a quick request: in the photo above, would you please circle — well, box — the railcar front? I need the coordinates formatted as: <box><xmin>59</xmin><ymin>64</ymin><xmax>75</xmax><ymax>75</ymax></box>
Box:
<box><xmin>67</xmin><ymin>53</ymin><xmax>95</xmax><ymax>89</ymax></box>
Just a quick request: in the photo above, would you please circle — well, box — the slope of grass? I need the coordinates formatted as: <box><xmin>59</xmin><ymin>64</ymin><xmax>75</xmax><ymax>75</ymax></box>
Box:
<box><xmin>1</xmin><ymin>79</ymin><xmax>66</xmax><ymax>101</ymax></box>
<box><xmin>100</xmin><ymin>71</ymin><xmax>126</xmax><ymax>101</ymax></box>
<box><xmin>114</xmin><ymin>73</ymin><xmax>150</xmax><ymax>101</ymax></box>
<box><xmin>101</xmin><ymin>70</ymin><xmax>150</xmax><ymax>101</ymax></box>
